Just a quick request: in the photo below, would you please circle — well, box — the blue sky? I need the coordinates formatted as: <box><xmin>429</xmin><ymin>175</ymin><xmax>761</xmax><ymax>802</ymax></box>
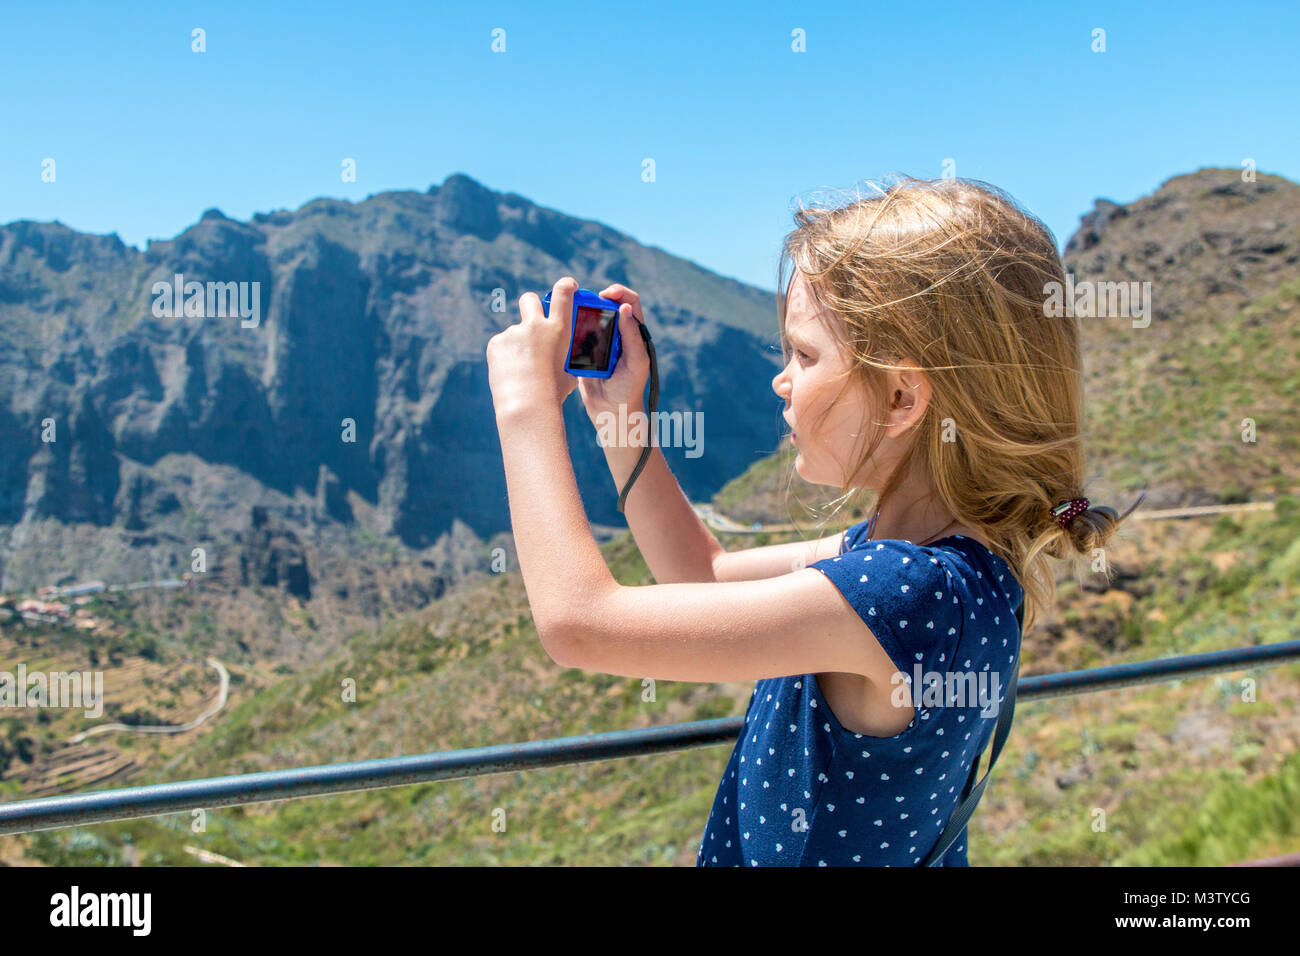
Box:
<box><xmin>2</xmin><ymin>0</ymin><xmax>1296</xmax><ymax>292</ymax></box>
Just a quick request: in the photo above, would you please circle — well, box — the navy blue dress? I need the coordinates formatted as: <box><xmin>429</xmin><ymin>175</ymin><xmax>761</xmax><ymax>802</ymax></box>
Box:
<box><xmin>696</xmin><ymin>518</ymin><xmax>1025</xmax><ymax>866</ymax></box>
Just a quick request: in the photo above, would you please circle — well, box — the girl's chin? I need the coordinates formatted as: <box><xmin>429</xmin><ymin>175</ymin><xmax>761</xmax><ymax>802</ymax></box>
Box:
<box><xmin>793</xmin><ymin>452</ymin><xmax>814</xmax><ymax>481</ymax></box>
<box><xmin>794</xmin><ymin>454</ymin><xmax>835</xmax><ymax>488</ymax></box>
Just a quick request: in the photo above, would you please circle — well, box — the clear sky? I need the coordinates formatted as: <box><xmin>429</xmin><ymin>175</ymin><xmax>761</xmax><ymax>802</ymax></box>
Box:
<box><xmin>2</xmin><ymin>0</ymin><xmax>1296</xmax><ymax>292</ymax></box>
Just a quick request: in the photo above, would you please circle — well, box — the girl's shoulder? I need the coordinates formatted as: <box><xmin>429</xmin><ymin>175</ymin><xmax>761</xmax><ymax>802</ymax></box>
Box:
<box><xmin>817</xmin><ymin>531</ymin><xmax>1024</xmax><ymax>654</ymax></box>
<box><xmin>930</xmin><ymin>535</ymin><xmax>1023</xmax><ymax>605</ymax></box>
<box><xmin>838</xmin><ymin>523</ymin><xmax>1021</xmax><ymax>603</ymax></box>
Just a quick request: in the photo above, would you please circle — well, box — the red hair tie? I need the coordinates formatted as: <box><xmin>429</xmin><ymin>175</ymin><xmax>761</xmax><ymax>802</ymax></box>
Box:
<box><xmin>1051</xmin><ymin>497</ymin><xmax>1089</xmax><ymax>530</ymax></box>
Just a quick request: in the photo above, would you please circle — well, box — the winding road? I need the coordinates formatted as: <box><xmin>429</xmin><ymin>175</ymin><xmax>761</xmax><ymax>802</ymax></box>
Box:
<box><xmin>69</xmin><ymin>657</ymin><xmax>229</xmax><ymax>743</ymax></box>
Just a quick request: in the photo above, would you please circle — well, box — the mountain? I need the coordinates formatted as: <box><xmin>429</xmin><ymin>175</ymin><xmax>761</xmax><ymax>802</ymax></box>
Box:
<box><xmin>1063</xmin><ymin>167</ymin><xmax>1300</xmax><ymax>323</ymax></box>
<box><xmin>0</xmin><ymin>173</ymin><xmax>785</xmax><ymax>599</ymax></box>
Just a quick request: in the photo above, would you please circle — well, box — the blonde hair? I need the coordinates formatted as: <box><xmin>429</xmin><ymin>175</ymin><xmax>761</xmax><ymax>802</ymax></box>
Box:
<box><xmin>776</xmin><ymin>174</ymin><xmax>1143</xmax><ymax>633</ymax></box>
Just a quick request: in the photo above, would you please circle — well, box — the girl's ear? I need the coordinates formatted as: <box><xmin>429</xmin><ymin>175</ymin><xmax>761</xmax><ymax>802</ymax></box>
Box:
<box><xmin>882</xmin><ymin>363</ymin><xmax>930</xmax><ymax>434</ymax></box>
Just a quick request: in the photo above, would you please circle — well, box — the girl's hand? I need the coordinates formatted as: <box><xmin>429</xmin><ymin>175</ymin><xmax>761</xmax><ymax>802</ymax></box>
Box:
<box><xmin>576</xmin><ymin>283</ymin><xmax>652</xmax><ymax>423</ymax></box>
<box><xmin>487</xmin><ymin>276</ymin><xmax>581</xmax><ymax>417</ymax></box>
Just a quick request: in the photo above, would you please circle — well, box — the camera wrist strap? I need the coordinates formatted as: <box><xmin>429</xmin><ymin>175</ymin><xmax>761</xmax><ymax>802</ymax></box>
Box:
<box><xmin>616</xmin><ymin>318</ymin><xmax>657</xmax><ymax>513</ymax></box>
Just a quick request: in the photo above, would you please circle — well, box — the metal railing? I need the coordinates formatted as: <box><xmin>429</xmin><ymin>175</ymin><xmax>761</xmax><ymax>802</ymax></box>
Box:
<box><xmin>2</xmin><ymin>639</ymin><xmax>1298</xmax><ymax>841</ymax></box>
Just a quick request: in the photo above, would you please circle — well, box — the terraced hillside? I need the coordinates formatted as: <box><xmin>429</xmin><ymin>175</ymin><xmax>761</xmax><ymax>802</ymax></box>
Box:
<box><xmin>3</xmin><ymin>491</ymin><xmax>1297</xmax><ymax>866</ymax></box>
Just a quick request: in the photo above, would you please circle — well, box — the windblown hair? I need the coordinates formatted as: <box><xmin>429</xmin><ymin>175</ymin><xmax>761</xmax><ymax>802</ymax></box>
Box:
<box><xmin>775</xmin><ymin>175</ymin><xmax>1143</xmax><ymax>633</ymax></box>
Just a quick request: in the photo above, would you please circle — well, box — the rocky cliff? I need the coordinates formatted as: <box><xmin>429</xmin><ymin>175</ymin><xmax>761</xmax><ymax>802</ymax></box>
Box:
<box><xmin>0</xmin><ymin>173</ymin><xmax>784</xmax><ymax>595</ymax></box>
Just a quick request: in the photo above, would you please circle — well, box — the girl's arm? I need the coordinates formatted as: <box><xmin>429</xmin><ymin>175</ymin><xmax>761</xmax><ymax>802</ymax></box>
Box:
<box><xmin>494</xmin><ymin>400</ymin><xmax>896</xmax><ymax>690</ymax></box>
<box><xmin>603</xmin><ymin>439</ymin><xmax>847</xmax><ymax>584</ymax></box>
<box><xmin>487</xmin><ymin>277</ymin><xmax>883</xmax><ymax>686</ymax></box>
<box><xmin>555</xmin><ymin>566</ymin><xmax>896</xmax><ymax>685</ymax></box>
<box><xmin>601</xmin><ymin>436</ymin><xmax>720</xmax><ymax>583</ymax></box>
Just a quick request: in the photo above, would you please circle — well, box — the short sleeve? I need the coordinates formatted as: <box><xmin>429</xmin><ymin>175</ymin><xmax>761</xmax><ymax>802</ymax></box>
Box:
<box><xmin>809</xmin><ymin>539</ymin><xmax>963</xmax><ymax>679</ymax></box>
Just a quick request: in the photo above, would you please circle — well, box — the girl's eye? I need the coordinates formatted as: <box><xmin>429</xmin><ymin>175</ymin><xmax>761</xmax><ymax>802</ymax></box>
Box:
<box><xmin>795</xmin><ymin>349</ymin><xmax>811</xmax><ymax>363</ymax></box>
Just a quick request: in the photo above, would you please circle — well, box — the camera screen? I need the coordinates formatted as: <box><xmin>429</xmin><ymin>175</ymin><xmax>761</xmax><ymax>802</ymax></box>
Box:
<box><xmin>569</xmin><ymin>306</ymin><xmax>617</xmax><ymax>370</ymax></box>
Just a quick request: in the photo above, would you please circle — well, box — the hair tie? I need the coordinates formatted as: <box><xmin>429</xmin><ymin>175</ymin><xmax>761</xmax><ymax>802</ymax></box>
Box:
<box><xmin>1051</xmin><ymin>497</ymin><xmax>1090</xmax><ymax>530</ymax></box>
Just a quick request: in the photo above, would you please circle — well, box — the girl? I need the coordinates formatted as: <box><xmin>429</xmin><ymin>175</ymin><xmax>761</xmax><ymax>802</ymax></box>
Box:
<box><xmin>486</xmin><ymin>175</ymin><xmax>1139</xmax><ymax>866</ymax></box>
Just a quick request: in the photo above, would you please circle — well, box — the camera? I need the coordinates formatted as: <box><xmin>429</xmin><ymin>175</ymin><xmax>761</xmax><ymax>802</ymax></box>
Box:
<box><xmin>541</xmin><ymin>287</ymin><xmax>623</xmax><ymax>379</ymax></box>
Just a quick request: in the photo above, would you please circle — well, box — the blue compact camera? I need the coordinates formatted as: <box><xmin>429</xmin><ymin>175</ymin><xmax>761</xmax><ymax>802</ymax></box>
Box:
<box><xmin>542</xmin><ymin>287</ymin><xmax>623</xmax><ymax>379</ymax></box>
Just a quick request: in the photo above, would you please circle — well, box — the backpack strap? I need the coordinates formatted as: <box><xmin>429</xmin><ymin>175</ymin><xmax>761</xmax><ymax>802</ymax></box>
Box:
<box><xmin>920</xmin><ymin>596</ymin><xmax>1024</xmax><ymax>866</ymax></box>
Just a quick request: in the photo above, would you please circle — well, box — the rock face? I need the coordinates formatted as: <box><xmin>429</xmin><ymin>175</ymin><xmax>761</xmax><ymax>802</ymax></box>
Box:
<box><xmin>239</xmin><ymin>506</ymin><xmax>311</xmax><ymax>600</ymax></box>
<box><xmin>0</xmin><ymin>173</ymin><xmax>784</xmax><ymax>591</ymax></box>
<box><xmin>1063</xmin><ymin>168</ymin><xmax>1300</xmax><ymax>325</ymax></box>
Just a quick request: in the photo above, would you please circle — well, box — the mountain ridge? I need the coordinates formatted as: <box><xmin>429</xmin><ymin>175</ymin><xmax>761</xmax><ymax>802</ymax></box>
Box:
<box><xmin>0</xmin><ymin>172</ymin><xmax>786</xmax><ymax>601</ymax></box>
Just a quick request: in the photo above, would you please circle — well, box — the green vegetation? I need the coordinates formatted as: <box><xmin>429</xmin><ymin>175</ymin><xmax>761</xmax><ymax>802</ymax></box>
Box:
<box><xmin>11</xmin><ymin>493</ymin><xmax>1295</xmax><ymax>866</ymax></box>
<box><xmin>1133</xmin><ymin>748</ymin><xmax>1297</xmax><ymax>865</ymax></box>
<box><xmin>1086</xmin><ymin>281</ymin><xmax>1300</xmax><ymax>502</ymax></box>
